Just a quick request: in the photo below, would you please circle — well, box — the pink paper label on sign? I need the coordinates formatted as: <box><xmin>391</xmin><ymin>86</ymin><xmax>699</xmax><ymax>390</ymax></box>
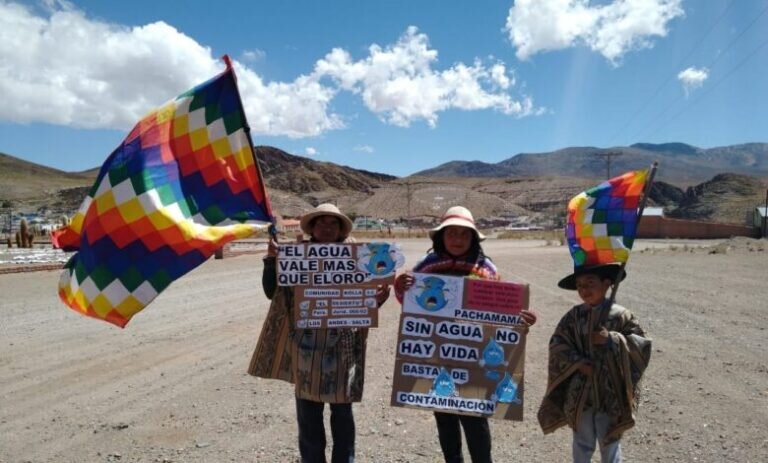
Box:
<box><xmin>463</xmin><ymin>280</ymin><xmax>527</xmax><ymax>315</ymax></box>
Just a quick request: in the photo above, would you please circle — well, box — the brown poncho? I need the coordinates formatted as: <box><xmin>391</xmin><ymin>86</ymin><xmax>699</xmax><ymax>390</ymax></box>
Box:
<box><xmin>248</xmin><ymin>238</ymin><xmax>367</xmax><ymax>404</ymax></box>
<box><xmin>537</xmin><ymin>303</ymin><xmax>651</xmax><ymax>444</ymax></box>
<box><xmin>248</xmin><ymin>286</ymin><xmax>367</xmax><ymax>403</ymax></box>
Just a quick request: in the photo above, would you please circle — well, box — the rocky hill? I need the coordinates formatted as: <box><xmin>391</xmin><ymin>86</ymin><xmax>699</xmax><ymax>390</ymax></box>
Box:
<box><xmin>253</xmin><ymin>146</ymin><xmax>396</xmax><ymax>217</ymax></box>
<box><xmin>0</xmin><ymin>153</ymin><xmax>96</xmax><ymax>200</ymax></box>
<box><xmin>415</xmin><ymin>142</ymin><xmax>768</xmax><ymax>186</ymax></box>
<box><xmin>255</xmin><ymin>146</ymin><xmax>395</xmax><ymax>194</ymax></box>
<box><xmin>2</xmin><ymin>145</ymin><xmax>766</xmax><ymax>227</ymax></box>
<box><xmin>667</xmin><ymin>173</ymin><xmax>767</xmax><ymax>224</ymax></box>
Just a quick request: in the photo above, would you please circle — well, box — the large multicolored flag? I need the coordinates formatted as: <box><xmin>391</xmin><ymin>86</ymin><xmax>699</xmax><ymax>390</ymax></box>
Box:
<box><xmin>565</xmin><ymin>169</ymin><xmax>649</xmax><ymax>267</ymax></box>
<box><xmin>53</xmin><ymin>57</ymin><xmax>273</xmax><ymax>328</ymax></box>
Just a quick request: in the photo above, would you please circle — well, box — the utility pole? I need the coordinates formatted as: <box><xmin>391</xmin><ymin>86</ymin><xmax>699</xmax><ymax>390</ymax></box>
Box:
<box><xmin>594</xmin><ymin>150</ymin><xmax>624</xmax><ymax>179</ymax></box>
<box><xmin>763</xmin><ymin>188</ymin><xmax>768</xmax><ymax>238</ymax></box>
<box><xmin>406</xmin><ymin>181</ymin><xmax>412</xmax><ymax>238</ymax></box>
<box><xmin>1</xmin><ymin>200</ymin><xmax>12</xmax><ymax>243</ymax></box>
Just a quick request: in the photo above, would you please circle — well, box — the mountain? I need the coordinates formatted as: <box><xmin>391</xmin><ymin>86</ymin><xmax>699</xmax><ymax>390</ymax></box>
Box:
<box><xmin>0</xmin><ymin>152</ymin><xmax>96</xmax><ymax>200</ymax></box>
<box><xmin>667</xmin><ymin>173</ymin><xmax>767</xmax><ymax>224</ymax></box>
<box><xmin>255</xmin><ymin>145</ymin><xmax>396</xmax><ymax>193</ymax></box>
<box><xmin>414</xmin><ymin>142</ymin><xmax>768</xmax><ymax>186</ymax></box>
<box><xmin>2</xmin><ymin>144</ymin><xmax>766</xmax><ymax>226</ymax></box>
<box><xmin>0</xmin><ymin>148</ymin><xmax>397</xmax><ymax>219</ymax></box>
<box><xmin>0</xmin><ymin>152</ymin><xmax>98</xmax><ymax>215</ymax></box>
<box><xmin>253</xmin><ymin>146</ymin><xmax>397</xmax><ymax>217</ymax></box>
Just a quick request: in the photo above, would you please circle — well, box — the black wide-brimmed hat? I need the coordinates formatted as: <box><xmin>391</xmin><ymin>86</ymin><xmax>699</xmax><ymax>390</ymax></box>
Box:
<box><xmin>557</xmin><ymin>263</ymin><xmax>626</xmax><ymax>290</ymax></box>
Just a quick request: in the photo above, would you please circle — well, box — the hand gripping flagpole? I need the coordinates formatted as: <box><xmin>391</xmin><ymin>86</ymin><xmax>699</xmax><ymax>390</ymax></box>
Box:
<box><xmin>607</xmin><ymin>161</ymin><xmax>659</xmax><ymax>306</ymax></box>
<box><xmin>221</xmin><ymin>55</ymin><xmax>278</xmax><ymax>243</ymax></box>
<box><xmin>590</xmin><ymin>162</ymin><xmax>659</xmax><ymax>411</ymax></box>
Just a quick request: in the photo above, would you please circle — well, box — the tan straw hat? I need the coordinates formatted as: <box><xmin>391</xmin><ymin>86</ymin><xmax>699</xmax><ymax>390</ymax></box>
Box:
<box><xmin>429</xmin><ymin>206</ymin><xmax>486</xmax><ymax>241</ymax></box>
<box><xmin>300</xmin><ymin>203</ymin><xmax>353</xmax><ymax>237</ymax></box>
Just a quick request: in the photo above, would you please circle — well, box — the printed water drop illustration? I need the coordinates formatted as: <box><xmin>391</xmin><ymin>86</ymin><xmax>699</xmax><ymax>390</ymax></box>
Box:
<box><xmin>430</xmin><ymin>367</ymin><xmax>456</xmax><ymax>397</ymax></box>
<box><xmin>479</xmin><ymin>337</ymin><xmax>505</xmax><ymax>368</ymax></box>
<box><xmin>492</xmin><ymin>373</ymin><xmax>519</xmax><ymax>404</ymax></box>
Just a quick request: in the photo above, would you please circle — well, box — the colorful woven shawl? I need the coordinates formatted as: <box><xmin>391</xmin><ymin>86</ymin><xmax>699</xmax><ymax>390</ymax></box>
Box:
<box><xmin>412</xmin><ymin>250</ymin><xmax>500</xmax><ymax>281</ymax></box>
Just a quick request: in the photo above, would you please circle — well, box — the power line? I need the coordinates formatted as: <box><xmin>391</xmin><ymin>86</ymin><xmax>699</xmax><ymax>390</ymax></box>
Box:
<box><xmin>641</xmin><ymin>33</ymin><xmax>768</xmax><ymax>142</ymax></box>
<box><xmin>607</xmin><ymin>0</ymin><xmax>738</xmax><ymax>145</ymax></box>
<box><xmin>629</xmin><ymin>2</ymin><xmax>768</xmax><ymax>143</ymax></box>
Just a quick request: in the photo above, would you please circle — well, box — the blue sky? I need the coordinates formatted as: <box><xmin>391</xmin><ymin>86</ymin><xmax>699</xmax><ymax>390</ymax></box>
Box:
<box><xmin>1</xmin><ymin>0</ymin><xmax>766</xmax><ymax>177</ymax></box>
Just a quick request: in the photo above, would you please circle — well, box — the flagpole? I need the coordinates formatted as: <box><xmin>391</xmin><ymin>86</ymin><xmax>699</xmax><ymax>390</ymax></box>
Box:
<box><xmin>221</xmin><ymin>55</ymin><xmax>278</xmax><ymax>242</ymax></box>
<box><xmin>607</xmin><ymin>161</ymin><xmax>659</xmax><ymax>305</ymax></box>
<box><xmin>221</xmin><ymin>55</ymin><xmax>275</xmax><ymax>220</ymax></box>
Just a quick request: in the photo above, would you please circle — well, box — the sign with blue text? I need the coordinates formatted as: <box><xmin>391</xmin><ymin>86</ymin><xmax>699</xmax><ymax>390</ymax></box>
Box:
<box><xmin>277</xmin><ymin>242</ymin><xmax>404</xmax><ymax>328</ymax></box>
<box><xmin>391</xmin><ymin>273</ymin><xmax>529</xmax><ymax>420</ymax></box>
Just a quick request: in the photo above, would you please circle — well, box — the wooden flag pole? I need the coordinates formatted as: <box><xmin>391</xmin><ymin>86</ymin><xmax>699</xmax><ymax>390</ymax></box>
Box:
<box><xmin>607</xmin><ymin>161</ymin><xmax>659</xmax><ymax>305</ymax></box>
<box><xmin>221</xmin><ymin>55</ymin><xmax>278</xmax><ymax>242</ymax></box>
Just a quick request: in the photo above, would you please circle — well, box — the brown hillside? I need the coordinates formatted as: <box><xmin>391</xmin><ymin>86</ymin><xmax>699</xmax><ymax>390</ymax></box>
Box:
<box><xmin>668</xmin><ymin>173</ymin><xmax>768</xmax><ymax>224</ymax></box>
<box><xmin>2</xmin><ymin>148</ymin><xmax>765</xmax><ymax>227</ymax></box>
<box><xmin>0</xmin><ymin>153</ymin><xmax>95</xmax><ymax>201</ymax></box>
<box><xmin>255</xmin><ymin>145</ymin><xmax>395</xmax><ymax>194</ymax></box>
<box><xmin>338</xmin><ymin>177</ymin><xmax>537</xmax><ymax>221</ymax></box>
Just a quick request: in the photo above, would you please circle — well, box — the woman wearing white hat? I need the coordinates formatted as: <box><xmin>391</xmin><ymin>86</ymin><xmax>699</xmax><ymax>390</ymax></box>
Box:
<box><xmin>395</xmin><ymin>206</ymin><xmax>537</xmax><ymax>463</ymax></box>
<box><xmin>249</xmin><ymin>203</ymin><xmax>391</xmax><ymax>462</ymax></box>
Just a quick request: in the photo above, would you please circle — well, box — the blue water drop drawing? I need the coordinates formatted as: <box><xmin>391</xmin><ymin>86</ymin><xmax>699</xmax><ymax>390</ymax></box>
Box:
<box><xmin>430</xmin><ymin>367</ymin><xmax>457</xmax><ymax>397</ymax></box>
<box><xmin>491</xmin><ymin>373</ymin><xmax>520</xmax><ymax>404</ymax></box>
<box><xmin>479</xmin><ymin>338</ymin><xmax>505</xmax><ymax>368</ymax></box>
<box><xmin>363</xmin><ymin>243</ymin><xmax>396</xmax><ymax>276</ymax></box>
<box><xmin>416</xmin><ymin>277</ymin><xmax>448</xmax><ymax>312</ymax></box>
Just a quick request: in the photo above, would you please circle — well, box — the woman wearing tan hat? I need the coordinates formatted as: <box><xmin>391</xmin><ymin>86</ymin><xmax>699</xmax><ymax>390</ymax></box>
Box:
<box><xmin>394</xmin><ymin>206</ymin><xmax>537</xmax><ymax>463</ymax></box>
<box><xmin>249</xmin><ymin>203</ymin><xmax>391</xmax><ymax>462</ymax></box>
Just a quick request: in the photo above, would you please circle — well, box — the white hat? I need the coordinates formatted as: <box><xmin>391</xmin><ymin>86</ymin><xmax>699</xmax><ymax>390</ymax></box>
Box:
<box><xmin>429</xmin><ymin>206</ymin><xmax>486</xmax><ymax>241</ymax></box>
<box><xmin>300</xmin><ymin>203</ymin><xmax>353</xmax><ymax>237</ymax></box>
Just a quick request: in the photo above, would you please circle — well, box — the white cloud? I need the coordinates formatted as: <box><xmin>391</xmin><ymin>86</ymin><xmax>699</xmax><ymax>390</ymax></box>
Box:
<box><xmin>241</xmin><ymin>48</ymin><xmax>266</xmax><ymax>63</ymax></box>
<box><xmin>0</xmin><ymin>2</ymin><xmax>341</xmax><ymax>136</ymax></box>
<box><xmin>353</xmin><ymin>145</ymin><xmax>374</xmax><ymax>153</ymax></box>
<box><xmin>505</xmin><ymin>0</ymin><xmax>684</xmax><ymax>63</ymax></box>
<box><xmin>677</xmin><ymin>67</ymin><xmax>708</xmax><ymax>97</ymax></box>
<box><xmin>313</xmin><ymin>26</ymin><xmax>538</xmax><ymax>127</ymax></box>
<box><xmin>0</xmin><ymin>2</ymin><xmax>220</xmax><ymax>129</ymax></box>
<box><xmin>235</xmin><ymin>66</ymin><xmax>343</xmax><ymax>137</ymax></box>
<box><xmin>0</xmin><ymin>3</ymin><xmax>538</xmax><ymax>137</ymax></box>
<box><xmin>305</xmin><ymin>147</ymin><xmax>317</xmax><ymax>156</ymax></box>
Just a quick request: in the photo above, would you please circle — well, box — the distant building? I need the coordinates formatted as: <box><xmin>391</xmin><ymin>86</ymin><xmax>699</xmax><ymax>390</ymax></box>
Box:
<box><xmin>278</xmin><ymin>218</ymin><xmax>301</xmax><ymax>233</ymax></box>
<box><xmin>477</xmin><ymin>217</ymin><xmax>509</xmax><ymax>228</ymax></box>
<box><xmin>505</xmin><ymin>225</ymin><xmax>544</xmax><ymax>231</ymax></box>
<box><xmin>353</xmin><ymin>217</ymin><xmax>383</xmax><ymax>230</ymax></box>
<box><xmin>754</xmin><ymin>207</ymin><xmax>767</xmax><ymax>236</ymax></box>
<box><xmin>642</xmin><ymin>207</ymin><xmax>665</xmax><ymax>217</ymax></box>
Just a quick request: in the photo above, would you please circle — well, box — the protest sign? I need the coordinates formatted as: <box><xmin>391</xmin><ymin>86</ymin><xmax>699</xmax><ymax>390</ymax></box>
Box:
<box><xmin>391</xmin><ymin>273</ymin><xmax>529</xmax><ymax>420</ymax></box>
<box><xmin>277</xmin><ymin>242</ymin><xmax>404</xmax><ymax>328</ymax></box>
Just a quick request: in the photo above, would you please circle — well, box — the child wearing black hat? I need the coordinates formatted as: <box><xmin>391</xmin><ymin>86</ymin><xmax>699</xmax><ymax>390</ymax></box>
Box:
<box><xmin>538</xmin><ymin>264</ymin><xmax>651</xmax><ymax>463</ymax></box>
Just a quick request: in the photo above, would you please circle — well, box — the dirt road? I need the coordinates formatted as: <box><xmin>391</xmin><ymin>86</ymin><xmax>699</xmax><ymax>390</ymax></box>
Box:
<box><xmin>1</xmin><ymin>239</ymin><xmax>766</xmax><ymax>462</ymax></box>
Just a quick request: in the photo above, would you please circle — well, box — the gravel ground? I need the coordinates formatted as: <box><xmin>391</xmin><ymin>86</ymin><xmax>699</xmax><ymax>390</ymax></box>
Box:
<box><xmin>1</xmin><ymin>238</ymin><xmax>766</xmax><ymax>463</ymax></box>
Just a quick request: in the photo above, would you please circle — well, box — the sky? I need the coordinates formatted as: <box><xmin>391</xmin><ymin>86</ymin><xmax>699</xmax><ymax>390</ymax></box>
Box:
<box><xmin>0</xmin><ymin>0</ymin><xmax>766</xmax><ymax>177</ymax></box>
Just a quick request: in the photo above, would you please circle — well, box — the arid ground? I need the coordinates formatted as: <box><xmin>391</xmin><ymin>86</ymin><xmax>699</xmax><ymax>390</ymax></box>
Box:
<box><xmin>1</xmin><ymin>238</ymin><xmax>766</xmax><ymax>463</ymax></box>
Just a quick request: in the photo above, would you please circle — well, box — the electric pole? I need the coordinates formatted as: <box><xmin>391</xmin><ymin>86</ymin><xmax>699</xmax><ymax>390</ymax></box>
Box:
<box><xmin>594</xmin><ymin>150</ymin><xmax>624</xmax><ymax>179</ymax></box>
<box><xmin>763</xmin><ymin>188</ymin><xmax>767</xmax><ymax>238</ymax></box>
<box><xmin>406</xmin><ymin>181</ymin><xmax>412</xmax><ymax>238</ymax></box>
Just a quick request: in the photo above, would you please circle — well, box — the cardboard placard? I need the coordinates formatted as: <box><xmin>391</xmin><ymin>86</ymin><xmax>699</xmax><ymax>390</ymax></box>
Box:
<box><xmin>401</xmin><ymin>274</ymin><xmax>528</xmax><ymax>325</ymax></box>
<box><xmin>277</xmin><ymin>242</ymin><xmax>404</xmax><ymax>329</ymax></box>
<box><xmin>391</xmin><ymin>273</ymin><xmax>529</xmax><ymax>420</ymax></box>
